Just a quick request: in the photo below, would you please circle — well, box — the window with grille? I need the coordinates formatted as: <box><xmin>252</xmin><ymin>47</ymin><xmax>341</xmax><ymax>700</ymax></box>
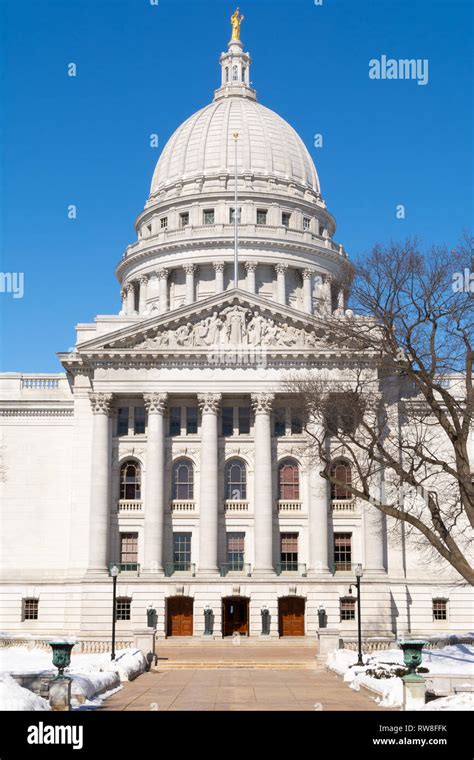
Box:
<box><xmin>257</xmin><ymin>209</ymin><xmax>267</xmax><ymax>225</ymax></box>
<box><xmin>279</xmin><ymin>460</ymin><xmax>300</xmax><ymax>500</ymax></box>
<box><xmin>340</xmin><ymin>597</ymin><xmax>355</xmax><ymax>621</ymax></box>
<box><xmin>120</xmin><ymin>533</ymin><xmax>138</xmax><ymax>568</ymax></box>
<box><xmin>227</xmin><ymin>532</ymin><xmax>245</xmax><ymax>570</ymax></box>
<box><xmin>160</xmin><ymin>217</ymin><xmax>168</xmax><ymax>229</ymax></box>
<box><xmin>186</xmin><ymin>406</ymin><xmax>198</xmax><ymax>435</ymax></box>
<box><xmin>173</xmin><ymin>533</ymin><xmax>191</xmax><ymax>571</ymax></box>
<box><xmin>330</xmin><ymin>460</ymin><xmax>352</xmax><ymax>500</ymax></box>
<box><xmin>117</xmin><ymin>407</ymin><xmax>129</xmax><ymax>436</ymax></box>
<box><xmin>303</xmin><ymin>216</ymin><xmax>311</xmax><ymax>230</ymax></box>
<box><xmin>230</xmin><ymin>207</ymin><xmax>241</xmax><ymax>224</ymax></box>
<box><xmin>22</xmin><ymin>598</ymin><xmax>38</xmax><ymax>621</ymax></box>
<box><xmin>334</xmin><ymin>533</ymin><xmax>352</xmax><ymax>571</ymax></box>
<box><xmin>172</xmin><ymin>459</ymin><xmax>194</xmax><ymax>500</ymax></box>
<box><xmin>116</xmin><ymin>598</ymin><xmax>131</xmax><ymax>621</ymax></box>
<box><xmin>282</xmin><ymin>212</ymin><xmax>291</xmax><ymax>227</ymax></box>
<box><xmin>274</xmin><ymin>408</ymin><xmax>286</xmax><ymax>437</ymax></box>
<box><xmin>180</xmin><ymin>212</ymin><xmax>189</xmax><ymax>227</ymax></box>
<box><xmin>280</xmin><ymin>533</ymin><xmax>298</xmax><ymax>571</ymax></box>
<box><xmin>120</xmin><ymin>461</ymin><xmax>141</xmax><ymax>500</ymax></box>
<box><xmin>433</xmin><ymin>599</ymin><xmax>448</xmax><ymax>621</ymax></box>
<box><xmin>225</xmin><ymin>459</ymin><xmax>247</xmax><ymax>500</ymax></box>
<box><xmin>169</xmin><ymin>406</ymin><xmax>181</xmax><ymax>436</ymax></box>
<box><xmin>133</xmin><ymin>406</ymin><xmax>146</xmax><ymax>435</ymax></box>
<box><xmin>222</xmin><ymin>407</ymin><xmax>234</xmax><ymax>437</ymax></box>
<box><xmin>238</xmin><ymin>406</ymin><xmax>250</xmax><ymax>435</ymax></box>
<box><xmin>203</xmin><ymin>209</ymin><xmax>215</xmax><ymax>225</ymax></box>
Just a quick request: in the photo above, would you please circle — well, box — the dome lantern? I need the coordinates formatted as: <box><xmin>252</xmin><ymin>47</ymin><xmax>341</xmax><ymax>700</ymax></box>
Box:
<box><xmin>214</xmin><ymin>9</ymin><xmax>256</xmax><ymax>102</ymax></box>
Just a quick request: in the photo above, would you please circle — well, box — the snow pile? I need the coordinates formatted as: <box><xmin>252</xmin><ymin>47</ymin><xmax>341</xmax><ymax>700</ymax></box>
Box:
<box><xmin>0</xmin><ymin>674</ymin><xmax>51</xmax><ymax>711</ymax></box>
<box><xmin>418</xmin><ymin>693</ymin><xmax>474</xmax><ymax>711</ymax></box>
<box><xmin>327</xmin><ymin>644</ymin><xmax>474</xmax><ymax>709</ymax></box>
<box><xmin>0</xmin><ymin>646</ymin><xmax>147</xmax><ymax>710</ymax></box>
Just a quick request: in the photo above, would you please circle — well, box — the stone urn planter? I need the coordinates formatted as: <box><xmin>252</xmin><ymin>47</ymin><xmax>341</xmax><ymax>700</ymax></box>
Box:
<box><xmin>48</xmin><ymin>640</ymin><xmax>76</xmax><ymax>678</ymax></box>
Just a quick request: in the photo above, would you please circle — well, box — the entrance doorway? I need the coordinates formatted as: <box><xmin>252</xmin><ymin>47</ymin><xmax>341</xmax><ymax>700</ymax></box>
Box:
<box><xmin>222</xmin><ymin>597</ymin><xmax>249</xmax><ymax>637</ymax></box>
<box><xmin>278</xmin><ymin>597</ymin><xmax>305</xmax><ymax>636</ymax></box>
<box><xmin>166</xmin><ymin>596</ymin><xmax>193</xmax><ymax>637</ymax></box>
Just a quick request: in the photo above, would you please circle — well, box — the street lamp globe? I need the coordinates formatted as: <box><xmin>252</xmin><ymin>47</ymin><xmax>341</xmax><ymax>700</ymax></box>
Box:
<box><xmin>355</xmin><ymin>564</ymin><xmax>363</xmax><ymax>578</ymax></box>
<box><xmin>110</xmin><ymin>564</ymin><xmax>119</xmax><ymax>578</ymax></box>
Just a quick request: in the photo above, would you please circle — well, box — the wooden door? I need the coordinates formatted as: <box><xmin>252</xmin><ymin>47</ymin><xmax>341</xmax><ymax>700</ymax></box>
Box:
<box><xmin>223</xmin><ymin>598</ymin><xmax>249</xmax><ymax>636</ymax></box>
<box><xmin>279</xmin><ymin>597</ymin><xmax>305</xmax><ymax>636</ymax></box>
<box><xmin>167</xmin><ymin>597</ymin><xmax>193</xmax><ymax>636</ymax></box>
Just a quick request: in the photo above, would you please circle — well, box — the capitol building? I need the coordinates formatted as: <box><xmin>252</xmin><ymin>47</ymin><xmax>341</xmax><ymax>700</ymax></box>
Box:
<box><xmin>0</xmin><ymin>19</ymin><xmax>470</xmax><ymax>643</ymax></box>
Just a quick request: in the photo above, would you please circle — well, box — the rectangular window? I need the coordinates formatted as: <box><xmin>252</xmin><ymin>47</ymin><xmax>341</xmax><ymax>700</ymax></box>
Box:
<box><xmin>116</xmin><ymin>598</ymin><xmax>131</xmax><ymax>621</ymax></box>
<box><xmin>280</xmin><ymin>533</ymin><xmax>298</xmax><ymax>571</ymax></box>
<box><xmin>186</xmin><ymin>406</ymin><xmax>198</xmax><ymax>435</ymax></box>
<box><xmin>160</xmin><ymin>216</ymin><xmax>168</xmax><ymax>229</ymax></box>
<box><xmin>433</xmin><ymin>599</ymin><xmax>448</xmax><ymax>621</ymax></box>
<box><xmin>180</xmin><ymin>212</ymin><xmax>189</xmax><ymax>228</ymax></box>
<box><xmin>117</xmin><ymin>407</ymin><xmax>129</xmax><ymax>436</ymax></box>
<box><xmin>340</xmin><ymin>598</ymin><xmax>356</xmax><ymax>621</ymax></box>
<box><xmin>334</xmin><ymin>533</ymin><xmax>352</xmax><ymax>571</ymax></box>
<box><xmin>290</xmin><ymin>412</ymin><xmax>302</xmax><ymax>435</ymax></box>
<box><xmin>22</xmin><ymin>598</ymin><xmax>39</xmax><ymax>621</ymax></box>
<box><xmin>227</xmin><ymin>532</ymin><xmax>245</xmax><ymax>571</ymax></box>
<box><xmin>274</xmin><ymin>408</ymin><xmax>286</xmax><ymax>437</ymax></box>
<box><xmin>203</xmin><ymin>209</ymin><xmax>215</xmax><ymax>225</ymax></box>
<box><xmin>222</xmin><ymin>407</ymin><xmax>234</xmax><ymax>437</ymax></box>
<box><xmin>257</xmin><ymin>209</ymin><xmax>268</xmax><ymax>225</ymax></box>
<box><xmin>303</xmin><ymin>216</ymin><xmax>311</xmax><ymax>231</ymax></box>
<box><xmin>133</xmin><ymin>406</ymin><xmax>146</xmax><ymax>435</ymax></box>
<box><xmin>238</xmin><ymin>406</ymin><xmax>250</xmax><ymax>435</ymax></box>
<box><xmin>120</xmin><ymin>533</ymin><xmax>138</xmax><ymax>568</ymax></box>
<box><xmin>173</xmin><ymin>533</ymin><xmax>191</xmax><ymax>571</ymax></box>
<box><xmin>169</xmin><ymin>407</ymin><xmax>181</xmax><ymax>436</ymax></box>
<box><xmin>282</xmin><ymin>212</ymin><xmax>291</xmax><ymax>227</ymax></box>
<box><xmin>230</xmin><ymin>207</ymin><xmax>241</xmax><ymax>224</ymax></box>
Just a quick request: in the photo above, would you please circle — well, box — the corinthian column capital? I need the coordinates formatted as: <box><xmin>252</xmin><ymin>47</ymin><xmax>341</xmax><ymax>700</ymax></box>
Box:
<box><xmin>144</xmin><ymin>392</ymin><xmax>168</xmax><ymax>415</ymax></box>
<box><xmin>89</xmin><ymin>392</ymin><xmax>113</xmax><ymax>416</ymax></box>
<box><xmin>198</xmin><ymin>393</ymin><xmax>222</xmax><ymax>415</ymax></box>
<box><xmin>251</xmin><ymin>392</ymin><xmax>275</xmax><ymax>415</ymax></box>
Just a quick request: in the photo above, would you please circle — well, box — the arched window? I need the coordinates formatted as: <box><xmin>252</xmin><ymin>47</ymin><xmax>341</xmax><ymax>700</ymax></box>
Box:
<box><xmin>330</xmin><ymin>459</ymin><xmax>352</xmax><ymax>500</ymax></box>
<box><xmin>232</xmin><ymin>64</ymin><xmax>238</xmax><ymax>81</ymax></box>
<box><xmin>225</xmin><ymin>458</ymin><xmax>247</xmax><ymax>500</ymax></box>
<box><xmin>172</xmin><ymin>459</ymin><xmax>194</xmax><ymax>500</ymax></box>
<box><xmin>279</xmin><ymin>459</ymin><xmax>300</xmax><ymax>500</ymax></box>
<box><xmin>242</xmin><ymin>65</ymin><xmax>246</xmax><ymax>82</ymax></box>
<box><xmin>225</xmin><ymin>66</ymin><xmax>229</xmax><ymax>83</ymax></box>
<box><xmin>120</xmin><ymin>461</ymin><xmax>141</xmax><ymax>500</ymax></box>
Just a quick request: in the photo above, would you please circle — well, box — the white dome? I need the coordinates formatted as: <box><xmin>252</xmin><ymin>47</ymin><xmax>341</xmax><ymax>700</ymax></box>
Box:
<box><xmin>150</xmin><ymin>97</ymin><xmax>320</xmax><ymax>196</ymax></box>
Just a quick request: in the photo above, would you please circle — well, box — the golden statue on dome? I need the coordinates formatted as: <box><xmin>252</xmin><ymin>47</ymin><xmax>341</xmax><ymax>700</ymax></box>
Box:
<box><xmin>231</xmin><ymin>8</ymin><xmax>244</xmax><ymax>40</ymax></box>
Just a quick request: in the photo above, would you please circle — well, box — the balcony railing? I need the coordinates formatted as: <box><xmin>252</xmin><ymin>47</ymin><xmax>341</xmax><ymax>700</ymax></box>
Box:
<box><xmin>276</xmin><ymin>562</ymin><xmax>307</xmax><ymax>577</ymax></box>
<box><xmin>220</xmin><ymin>563</ymin><xmax>252</xmax><ymax>577</ymax></box>
<box><xmin>118</xmin><ymin>500</ymin><xmax>143</xmax><ymax>513</ymax></box>
<box><xmin>164</xmin><ymin>563</ymin><xmax>196</xmax><ymax>577</ymax></box>
<box><xmin>278</xmin><ymin>500</ymin><xmax>302</xmax><ymax>512</ymax></box>
<box><xmin>331</xmin><ymin>499</ymin><xmax>357</xmax><ymax>512</ymax></box>
<box><xmin>225</xmin><ymin>500</ymin><xmax>249</xmax><ymax>512</ymax></box>
<box><xmin>171</xmin><ymin>500</ymin><xmax>196</xmax><ymax>512</ymax></box>
<box><xmin>21</xmin><ymin>377</ymin><xmax>60</xmax><ymax>390</ymax></box>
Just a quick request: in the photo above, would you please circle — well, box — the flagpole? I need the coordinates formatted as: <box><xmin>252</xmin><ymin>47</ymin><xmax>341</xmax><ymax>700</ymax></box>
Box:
<box><xmin>233</xmin><ymin>132</ymin><xmax>239</xmax><ymax>288</ymax></box>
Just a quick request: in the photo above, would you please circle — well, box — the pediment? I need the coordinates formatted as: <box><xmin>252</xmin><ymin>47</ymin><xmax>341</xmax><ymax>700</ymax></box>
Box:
<box><xmin>76</xmin><ymin>289</ymin><xmax>328</xmax><ymax>355</ymax></box>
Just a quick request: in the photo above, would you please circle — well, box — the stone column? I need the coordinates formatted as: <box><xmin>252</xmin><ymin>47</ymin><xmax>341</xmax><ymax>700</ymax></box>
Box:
<box><xmin>139</xmin><ymin>276</ymin><xmax>149</xmax><ymax>315</ymax></box>
<box><xmin>197</xmin><ymin>393</ymin><xmax>222</xmax><ymax>573</ymax></box>
<box><xmin>143</xmin><ymin>393</ymin><xmax>167</xmax><ymax>573</ymax></box>
<box><xmin>88</xmin><ymin>393</ymin><xmax>113</xmax><ymax>571</ymax></box>
<box><xmin>213</xmin><ymin>262</ymin><xmax>224</xmax><ymax>294</ymax></box>
<box><xmin>302</xmin><ymin>268</ymin><xmax>313</xmax><ymax>313</ymax></box>
<box><xmin>119</xmin><ymin>288</ymin><xmax>126</xmax><ymax>316</ymax></box>
<box><xmin>183</xmin><ymin>264</ymin><xmax>196</xmax><ymax>305</ymax></box>
<box><xmin>245</xmin><ymin>261</ymin><xmax>257</xmax><ymax>294</ymax></box>
<box><xmin>308</xmin><ymin>451</ymin><xmax>330</xmax><ymax>573</ymax></box>
<box><xmin>337</xmin><ymin>286</ymin><xmax>345</xmax><ymax>312</ymax></box>
<box><xmin>126</xmin><ymin>283</ymin><xmax>136</xmax><ymax>315</ymax></box>
<box><xmin>322</xmin><ymin>276</ymin><xmax>332</xmax><ymax>315</ymax></box>
<box><xmin>364</xmin><ymin>500</ymin><xmax>386</xmax><ymax>572</ymax></box>
<box><xmin>158</xmin><ymin>269</ymin><xmax>169</xmax><ymax>314</ymax></box>
<box><xmin>275</xmin><ymin>264</ymin><xmax>287</xmax><ymax>305</ymax></box>
<box><xmin>251</xmin><ymin>393</ymin><xmax>275</xmax><ymax>573</ymax></box>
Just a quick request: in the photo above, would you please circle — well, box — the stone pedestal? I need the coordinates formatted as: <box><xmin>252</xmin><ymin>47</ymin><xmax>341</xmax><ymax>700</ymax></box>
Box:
<box><xmin>402</xmin><ymin>676</ymin><xmax>426</xmax><ymax>710</ymax></box>
<box><xmin>134</xmin><ymin>630</ymin><xmax>156</xmax><ymax>668</ymax></box>
<box><xmin>317</xmin><ymin>629</ymin><xmax>341</xmax><ymax>665</ymax></box>
<box><xmin>49</xmin><ymin>677</ymin><xmax>72</xmax><ymax>711</ymax></box>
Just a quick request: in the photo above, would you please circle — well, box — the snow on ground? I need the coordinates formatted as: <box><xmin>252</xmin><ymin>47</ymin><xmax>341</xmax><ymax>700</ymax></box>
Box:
<box><xmin>0</xmin><ymin>646</ymin><xmax>147</xmax><ymax>710</ymax></box>
<box><xmin>419</xmin><ymin>692</ymin><xmax>474</xmax><ymax>711</ymax></box>
<box><xmin>0</xmin><ymin>675</ymin><xmax>51</xmax><ymax>711</ymax></box>
<box><xmin>327</xmin><ymin>644</ymin><xmax>474</xmax><ymax>709</ymax></box>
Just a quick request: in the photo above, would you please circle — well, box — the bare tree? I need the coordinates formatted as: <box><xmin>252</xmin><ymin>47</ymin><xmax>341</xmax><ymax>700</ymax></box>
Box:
<box><xmin>288</xmin><ymin>238</ymin><xmax>473</xmax><ymax>584</ymax></box>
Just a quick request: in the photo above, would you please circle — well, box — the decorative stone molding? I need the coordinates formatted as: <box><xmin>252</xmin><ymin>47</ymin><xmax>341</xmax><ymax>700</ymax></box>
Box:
<box><xmin>89</xmin><ymin>393</ymin><xmax>113</xmax><ymax>416</ymax></box>
<box><xmin>139</xmin><ymin>275</ymin><xmax>149</xmax><ymax>285</ymax></box>
<box><xmin>213</xmin><ymin>262</ymin><xmax>225</xmax><ymax>273</ymax></box>
<box><xmin>183</xmin><ymin>263</ymin><xmax>196</xmax><ymax>274</ymax></box>
<box><xmin>302</xmin><ymin>268</ymin><xmax>313</xmax><ymax>280</ymax></box>
<box><xmin>157</xmin><ymin>268</ymin><xmax>169</xmax><ymax>280</ymax></box>
<box><xmin>198</xmin><ymin>393</ymin><xmax>222</xmax><ymax>415</ymax></box>
<box><xmin>244</xmin><ymin>261</ymin><xmax>257</xmax><ymax>272</ymax></box>
<box><xmin>274</xmin><ymin>263</ymin><xmax>288</xmax><ymax>274</ymax></box>
<box><xmin>251</xmin><ymin>392</ymin><xmax>275</xmax><ymax>415</ymax></box>
<box><xmin>125</xmin><ymin>283</ymin><xmax>135</xmax><ymax>294</ymax></box>
<box><xmin>143</xmin><ymin>392</ymin><xmax>168</xmax><ymax>415</ymax></box>
<box><xmin>0</xmin><ymin>408</ymin><xmax>74</xmax><ymax>417</ymax></box>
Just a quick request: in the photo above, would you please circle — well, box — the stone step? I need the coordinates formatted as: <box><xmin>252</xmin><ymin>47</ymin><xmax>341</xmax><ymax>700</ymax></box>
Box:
<box><xmin>152</xmin><ymin>661</ymin><xmax>318</xmax><ymax>670</ymax></box>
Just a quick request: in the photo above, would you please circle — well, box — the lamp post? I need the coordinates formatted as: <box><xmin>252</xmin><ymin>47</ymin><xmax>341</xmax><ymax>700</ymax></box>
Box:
<box><xmin>354</xmin><ymin>564</ymin><xmax>364</xmax><ymax>666</ymax></box>
<box><xmin>110</xmin><ymin>564</ymin><xmax>119</xmax><ymax>661</ymax></box>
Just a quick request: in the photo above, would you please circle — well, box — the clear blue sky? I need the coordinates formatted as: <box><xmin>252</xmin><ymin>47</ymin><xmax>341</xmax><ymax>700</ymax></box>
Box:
<box><xmin>0</xmin><ymin>0</ymin><xmax>472</xmax><ymax>372</ymax></box>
